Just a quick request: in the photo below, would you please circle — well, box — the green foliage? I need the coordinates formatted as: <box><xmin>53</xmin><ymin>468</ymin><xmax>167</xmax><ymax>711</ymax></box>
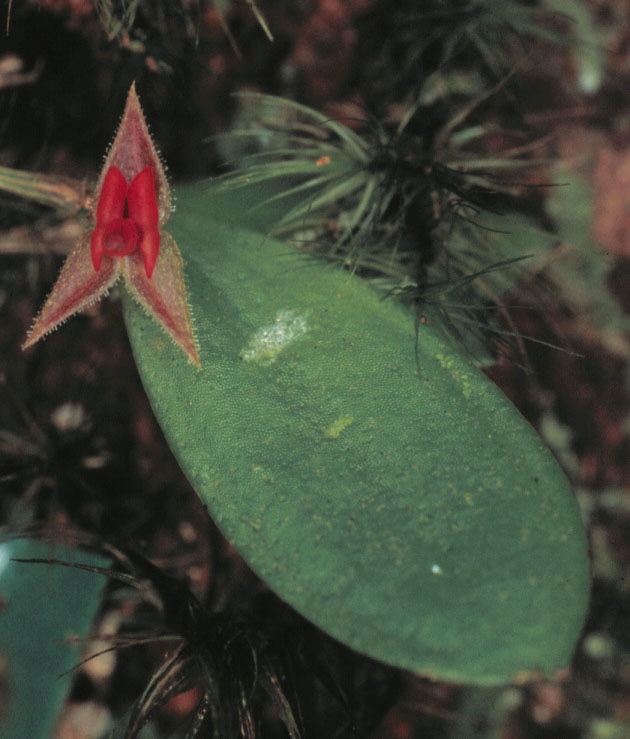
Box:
<box><xmin>0</xmin><ymin>539</ymin><xmax>107</xmax><ymax>739</ymax></box>
<box><xmin>389</xmin><ymin>0</ymin><xmax>582</xmax><ymax>79</ymax></box>
<box><xmin>543</xmin><ymin>0</ymin><xmax>605</xmax><ymax>93</ymax></box>
<box><xmin>123</xmin><ymin>180</ymin><xmax>589</xmax><ymax>685</ymax></box>
<box><xmin>93</xmin><ymin>0</ymin><xmax>272</xmax><ymax>47</ymax></box>
<box><xmin>218</xmin><ymin>93</ymin><xmax>577</xmax><ymax>364</ymax></box>
<box><xmin>93</xmin><ymin>0</ymin><xmax>142</xmax><ymax>40</ymax></box>
<box><xmin>544</xmin><ymin>166</ymin><xmax>629</xmax><ymax>336</ymax></box>
<box><xmin>0</xmin><ymin>165</ymin><xmax>83</xmax><ymax>214</ymax></box>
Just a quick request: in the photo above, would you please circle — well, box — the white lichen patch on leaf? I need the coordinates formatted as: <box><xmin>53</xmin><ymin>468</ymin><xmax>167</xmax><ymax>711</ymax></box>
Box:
<box><xmin>240</xmin><ymin>310</ymin><xmax>308</xmax><ymax>365</ymax></box>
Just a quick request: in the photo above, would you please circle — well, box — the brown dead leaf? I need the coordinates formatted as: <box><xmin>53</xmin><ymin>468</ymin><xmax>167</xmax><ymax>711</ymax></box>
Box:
<box><xmin>593</xmin><ymin>139</ymin><xmax>630</xmax><ymax>256</ymax></box>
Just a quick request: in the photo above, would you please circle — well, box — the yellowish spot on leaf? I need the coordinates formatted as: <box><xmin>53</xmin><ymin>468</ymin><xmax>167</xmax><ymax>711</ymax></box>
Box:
<box><xmin>324</xmin><ymin>414</ymin><xmax>355</xmax><ymax>439</ymax></box>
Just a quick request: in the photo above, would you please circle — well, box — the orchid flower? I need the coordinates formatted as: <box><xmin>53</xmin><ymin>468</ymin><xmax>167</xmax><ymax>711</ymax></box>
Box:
<box><xmin>23</xmin><ymin>84</ymin><xmax>200</xmax><ymax>367</ymax></box>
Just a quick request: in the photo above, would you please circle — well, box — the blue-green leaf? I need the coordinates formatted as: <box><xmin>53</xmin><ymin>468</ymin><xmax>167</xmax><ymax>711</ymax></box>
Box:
<box><xmin>0</xmin><ymin>539</ymin><xmax>107</xmax><ymax>738</ymax></box>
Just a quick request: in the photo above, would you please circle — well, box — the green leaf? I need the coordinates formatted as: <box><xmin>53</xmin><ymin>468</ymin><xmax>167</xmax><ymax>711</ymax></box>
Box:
<box><xmin>123</xmin><ymin>181</ymin><xmax>589</xmax><ymax>685</ymax></box>
<box><xmin>0</xmin><ymin>165</ymin><xmax>83</xmax><ymax>213</ymax></box>
<box><xmin>545</xmin><ymin>167</ymin><xmax>628</xmax><ymax>334</ymax></box>
<box><xmin>0</xmin><ymin>539</ymin><xmax>107</xmax><ymax>738</ymax></box>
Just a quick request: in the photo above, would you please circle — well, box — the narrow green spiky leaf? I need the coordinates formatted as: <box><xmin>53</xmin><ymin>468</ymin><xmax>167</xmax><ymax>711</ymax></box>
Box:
<box><xmin>0</xmin><ymin>165</ymin><xmax>84</xmax><ymax>213</ymax></box>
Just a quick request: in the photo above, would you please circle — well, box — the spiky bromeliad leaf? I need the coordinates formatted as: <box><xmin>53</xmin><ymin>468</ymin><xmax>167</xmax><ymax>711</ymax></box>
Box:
<box><xmin>395</xmin><ymin>0</ymin><xmax>584</xmax><ymax>79</ymax></box>
<box><xmin>216</xmin><ymin>93</ymin><xmax>374</xmax><ymax>237</ymax></box>
<box><xmin>217</xmin><ymin>93</ymin><xmax>563</xmax><ymax>364</ymax></box>
<box><xmin>122</xmin><ymin>179</ymin><xmax>589</xmax><ymax>685</ymax></box>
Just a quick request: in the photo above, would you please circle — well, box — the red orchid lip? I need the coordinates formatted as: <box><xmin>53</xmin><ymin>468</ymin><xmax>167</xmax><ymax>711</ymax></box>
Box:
<box><xmin>96</xmin><ymin>218</ymin><xmax>139</xmax><ymax>258</ymax></box>
<box><xmin>91</xmin><ymin>166</ymin><xmax>161</xmax><ymax>278</ymax></box>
